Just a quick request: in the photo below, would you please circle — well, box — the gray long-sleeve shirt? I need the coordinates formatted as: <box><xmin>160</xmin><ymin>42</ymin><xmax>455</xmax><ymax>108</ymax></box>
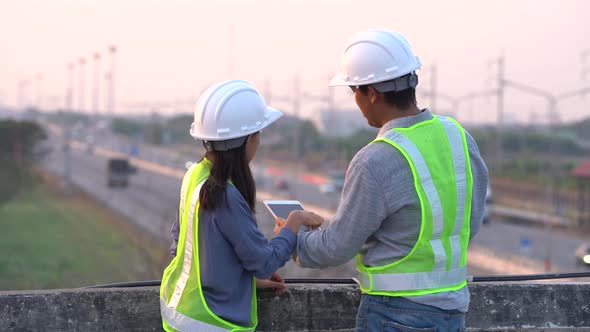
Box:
<box><xmin>170</xmin><ymin>185</ymin><xmax>297</xmax><ymax>326</ymax></box>
<box><xmin>296</xmin><ymin>109</ymin><xmax>489</xmax><ymax>312</ymax></box>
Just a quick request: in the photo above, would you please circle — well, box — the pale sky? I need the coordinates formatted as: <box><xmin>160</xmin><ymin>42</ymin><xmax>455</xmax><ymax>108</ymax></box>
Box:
<box><xmin>1</xmin><ymin>0</ymin><xmax>589</xmax><ymax>124</ymax></box>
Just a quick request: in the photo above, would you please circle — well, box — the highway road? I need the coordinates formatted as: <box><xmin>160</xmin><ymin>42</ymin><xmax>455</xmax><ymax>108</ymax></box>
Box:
<box><xmin>42</xmin><ymin>127</ymin><xmax>590</xmax><ymax>280</ymax></box>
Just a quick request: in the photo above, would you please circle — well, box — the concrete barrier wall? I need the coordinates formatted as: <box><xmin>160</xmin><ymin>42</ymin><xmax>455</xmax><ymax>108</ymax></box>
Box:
<box><xmin>1</xmin><ymin>283</ymin><xmax>590</xmax><ymax>331</ymax></box>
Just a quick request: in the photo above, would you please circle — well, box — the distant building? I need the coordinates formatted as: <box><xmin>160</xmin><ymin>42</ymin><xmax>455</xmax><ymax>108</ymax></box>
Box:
<box><xmin>0</xmin><ymin>107</ymin><xmax>18</xmax><ymax>120</ymax></box>
<box><xmin>312</xmin><ymin>108</ymin><xmax>373</xmax><ymax>137</ymax></box>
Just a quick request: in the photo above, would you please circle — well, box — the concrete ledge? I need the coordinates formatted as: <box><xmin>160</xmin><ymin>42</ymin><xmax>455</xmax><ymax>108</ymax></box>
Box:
<box><xmin>1</xmin><ymin>283</ymin><xmax>590</xmax><ymax>331</ymax></box>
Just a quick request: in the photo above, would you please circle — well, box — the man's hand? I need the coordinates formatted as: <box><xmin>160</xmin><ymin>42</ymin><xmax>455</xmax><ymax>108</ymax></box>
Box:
<box><xmin>297</xmin><ymin>210</ymin><xmax>324</xmax><ymax>229</ymax></box>
<box><xmin>255</xmin><ymin>272</ymin><xmax>287</xmax><ymax>296</ymax></box>
<box><xmin>274</xmin><ymin>210</ymin><xmax>324</xmax><ymax>235</ymax></box>
<box><xmin>287</xmin><ymin>210</ymin><xmax>324</xmax><ymax>229</ymax></box>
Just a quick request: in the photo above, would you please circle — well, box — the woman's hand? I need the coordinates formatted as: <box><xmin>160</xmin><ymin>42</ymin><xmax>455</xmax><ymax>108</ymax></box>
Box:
<box><xmin>274</xmin><ymin>217</ymin><xmax>286</xmax><ymax>235</ymax></box>
<box><xmin>255</xmin><ymin>272</ymin><xmax>287</xmax><ymax>296</ymax></box>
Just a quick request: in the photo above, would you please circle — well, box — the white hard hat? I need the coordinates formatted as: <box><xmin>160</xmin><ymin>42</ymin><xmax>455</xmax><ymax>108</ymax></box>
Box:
<box><xmin>189</xmin><ymin>80</ymin><xmax>282</xmax><ymax>150</ymax></box>
<box><xmin>329</xmin><ymin>30</ymin><xmax>422</xmax><ymax>89</ymax></box>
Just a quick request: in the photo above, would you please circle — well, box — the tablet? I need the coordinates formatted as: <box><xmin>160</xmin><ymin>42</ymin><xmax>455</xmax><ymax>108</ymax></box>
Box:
<box><xmin>263</xmin><ymin>200</ymin><xmax>304</xmax><ymax>220</ymax></box>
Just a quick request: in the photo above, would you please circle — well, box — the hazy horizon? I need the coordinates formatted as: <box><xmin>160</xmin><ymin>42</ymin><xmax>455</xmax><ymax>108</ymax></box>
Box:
<box><xmin>1</xmin><ymin>0</ymin><xmax>589</xmax><ymax>124</ymax></box>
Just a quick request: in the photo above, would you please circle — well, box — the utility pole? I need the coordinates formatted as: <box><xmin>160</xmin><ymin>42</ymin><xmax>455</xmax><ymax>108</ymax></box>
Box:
<box><xmin>16</xmin><ymin>80</ymin><xmax>23</xmax><ymax>112</ymax></box>
<box><xmin>261</xmin><ymin>79</ymin><xmax>272</xmax><ymax>158</ymax></box>
<box><xmin>581</xmin><ymin>49</ymin><xmax>589</xmax><ymax>81</ymax></box>
<box><xmin>104</xmin><ymin>72</ymin><xmax>111</xmax><ymax>118</ymax></box>
<box><xmin>19</xmin><ymin>79</ymin><xmax>32</xmax><ymax>113</ymax></box>
<box><xmin>430</xmin><ymin>64</ymin><xmax>437</xmax><ymax>112</ymax></box>
<box><xmin>78</xmin><ymin>57</ymin><xmax>86</xmax><ymax>114</ymax></box>
<box><xmin>328</xmin><ymin>80</ymin><xmax>335</xmax><ymax>112</ymax></box>
<box><xmin>327</xmin><ymin>83</ymin><xmax>339</xmax><ymax>166</ymax></box>
<box><xmin>64</xmin><ymin>62</ymin><xmax>75</xmax><ymax>192</ymax></box>
<box><xmin>328</xmin><ymin>76</ymin><xmax>336</xmax><ymax>130</ymax></box>
<box><xmin>495</xmin><ymin>56</ymin><xmax>505</xmax><ymax>174</ymax></box>
<box><xmin>293</xmin><ymin>75</ymin><xmax>301</xmax><ymax>160</ymax></box>
<box><xmin>293</xmin><ymin>75</ymin><xmax>303</xmax><ymax>200</ymax></box>
<box><xmin>35</xmin><ymin>73</ymin><xmax>43</xmax><ymax>111</ymax></box>
<box><xmin>66</xmin><ymin>63</ymin><xmax>74</xmax><ymax>111</ymax></box>
<box><xmin>582</xmin><ymin>49</ymin><xmax>590</xmax><ymax>99</ymax></box>
<box><xmin>108</xmin><ymin>45</ymin><xmax>117</xmax><ymax>116</ymax></box>
<box><xmin>545</xmin><ymin>97</ymin><xmax>557</xmax><ymax>272</ymax></box>
<box><xmin>264</xmin><ymin>78</ymin><xmax>272</xmax><ymax>105</ymax></box>
<box><xmin>93</xmin><ymin>52</ymin><xmax>101</xmax><ymax>120</ymax></box>
<box><xmin>528</xmin><ymin>108</ymin><xmax>537</xmax><ymax>128</ymax></box>
<box><xmin>228</xmin><ymin>24</ymin><xmax>235</xmax><ymax>78</ymax></box>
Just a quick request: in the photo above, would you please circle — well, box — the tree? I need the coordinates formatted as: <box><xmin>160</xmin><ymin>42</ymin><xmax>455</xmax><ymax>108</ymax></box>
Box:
<box><xmin>0</xmin><ymin>120</ymin><xmax>47</xmax><ymax>204</ymax></box>
<box><xmin>111</xmin><ymin>118</ymin><xmax>142</xmax><ymax>137</ymax></box>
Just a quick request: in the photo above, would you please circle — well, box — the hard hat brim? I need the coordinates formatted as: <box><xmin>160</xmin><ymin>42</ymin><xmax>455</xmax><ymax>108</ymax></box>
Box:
<box><xmin>262</xmin><ymin>106</ymin><xmax>283</xmax><ymax>130</ymax></box>
<box><xmin>328</xmin><ymin>74</ymin><xmax>352</xmax><ymax>87</ymax></box>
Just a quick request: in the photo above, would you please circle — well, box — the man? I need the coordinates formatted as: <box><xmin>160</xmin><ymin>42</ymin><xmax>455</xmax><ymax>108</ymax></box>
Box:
<box><xmin>283</xmin><ymin>30</ymin><xmax>488</xmax><ymax>331</ymax></box>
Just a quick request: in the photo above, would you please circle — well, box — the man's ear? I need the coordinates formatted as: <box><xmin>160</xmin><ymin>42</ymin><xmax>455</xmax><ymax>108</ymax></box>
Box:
<box><xmin>245</xmin><ymin>133</ymin><xmax>255</xmax><ymax>144</ymax></box>
<box><xmin>368</xmin><ymin>86</ymin><xmax>381</xmax><ymax>104</ymax></box>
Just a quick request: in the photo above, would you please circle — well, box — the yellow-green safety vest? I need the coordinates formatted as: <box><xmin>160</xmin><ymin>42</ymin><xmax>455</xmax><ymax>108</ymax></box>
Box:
<box><xmin>357</xmin><ymin>115</ymin><xmax>474</xmax><ymax>297</ymax></box>
<box><xmin>160</xmin><ymin>158</ymin><xmax>258</xmax><ymax>332</ymax></box>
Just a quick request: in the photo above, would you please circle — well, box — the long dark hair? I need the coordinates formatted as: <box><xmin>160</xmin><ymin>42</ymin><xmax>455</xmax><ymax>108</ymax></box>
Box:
<box><xmin>199</xmin><ymin>139</ymin><xmax>256</xmax><ymax>214</ymax></box>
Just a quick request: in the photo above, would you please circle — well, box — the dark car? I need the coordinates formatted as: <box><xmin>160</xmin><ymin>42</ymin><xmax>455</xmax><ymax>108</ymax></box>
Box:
<box><xmin>319</xmin><ymin>170</ymin><xmax>345</xmax><ymax>194</ymax></box>
<box><xmin>575</xmin><ymin>243</ymin><xmax>590</xmax><ymax>266</ymax></box>
<box><xmin>107</xmin><ymin>158</ymin><xmax>133</xmax><ymax>188</ymax></box>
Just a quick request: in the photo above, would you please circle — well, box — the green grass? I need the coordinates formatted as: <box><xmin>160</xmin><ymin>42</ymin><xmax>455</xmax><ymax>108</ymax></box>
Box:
<box><xmin>0</xmin><ymin>177</ymin><xmax>168</xmax><ymax>290</ymax></box>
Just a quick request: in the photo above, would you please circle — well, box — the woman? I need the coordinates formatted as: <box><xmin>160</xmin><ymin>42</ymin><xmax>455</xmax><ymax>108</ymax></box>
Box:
<box><xmin>160</xmin><ymin>80</ymin><xmax>322</xmax><ymax>332</ymax></box>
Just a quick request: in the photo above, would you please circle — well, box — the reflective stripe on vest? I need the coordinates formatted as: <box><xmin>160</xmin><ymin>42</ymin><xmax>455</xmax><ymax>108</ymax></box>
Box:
<box><xmin>168</xmin><ymin>181</ymin><xmax>205</xmax><ymax>309</ymax></box>
<box><xmin>178</xmin><ymin>164</ymin><xmax>196</xmax><ymax>228</ymax></box>
<box><xmin>358</xmin><ymin>266</ymin><xmax>468</xmax><ymax>291</ymax></box>
<box><xmin>441</xmin><ymin>117</ymin><xmax>469</xmax><ymax>269</ymax></box>
<box><xmin>357</xmin><ymin>115</ymin><xmax>472</xmax><ymax>294</ymax></box>
<box><xmin>161</xmin><ymin>298</ymin><xmax>230</xmax><ymax>332</ymax></box>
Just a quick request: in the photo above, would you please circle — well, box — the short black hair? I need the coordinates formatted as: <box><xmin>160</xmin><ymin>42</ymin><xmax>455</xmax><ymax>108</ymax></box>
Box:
<box><xmin>357</xmin><ymin>85</ymin><xmax>417</xmax><ymax>110</ymax></box>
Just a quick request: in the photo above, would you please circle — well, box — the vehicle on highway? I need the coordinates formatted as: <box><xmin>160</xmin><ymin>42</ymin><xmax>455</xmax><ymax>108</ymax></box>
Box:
<box><xmin>483</xmin><ymin>184</ymin><xmax>493</xmax><ymax>224</ymax></box>
<box><xmin>107</xmin><ymin>158</ymin><xmax>134</xmax><ymax>188</ymax></box>
<box><xmin>575</xmin><ymin>243</ymin><xmax>590</xmax><ymax>266</ymax></box>
<box><xmin>320</xmin><ymin>171</ymin><xmax>345</xmax><ymax>194</ymax></box>
<box><xmin>129</xmin><ymin>143</ymin><xmax>139</xmax><ymax>157</ymax></box>
<box><xmin>319</xmin><ymin>182</ymin><xmax>337</xmax><ymax>194</ymax></box>
<box><xmin>85</xmin><ymin>135</ymin><xmax>95</xmax><ymax>154</ymax></box>
<box><xmin>254</xmin><ymin>174</ymin><xmax>265</xmax><ymax>189</ymax></box>
<box><xmin>275</xmin><ymin>179</ymin><xmax>289</xmax><ymax>191</ymax></box>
